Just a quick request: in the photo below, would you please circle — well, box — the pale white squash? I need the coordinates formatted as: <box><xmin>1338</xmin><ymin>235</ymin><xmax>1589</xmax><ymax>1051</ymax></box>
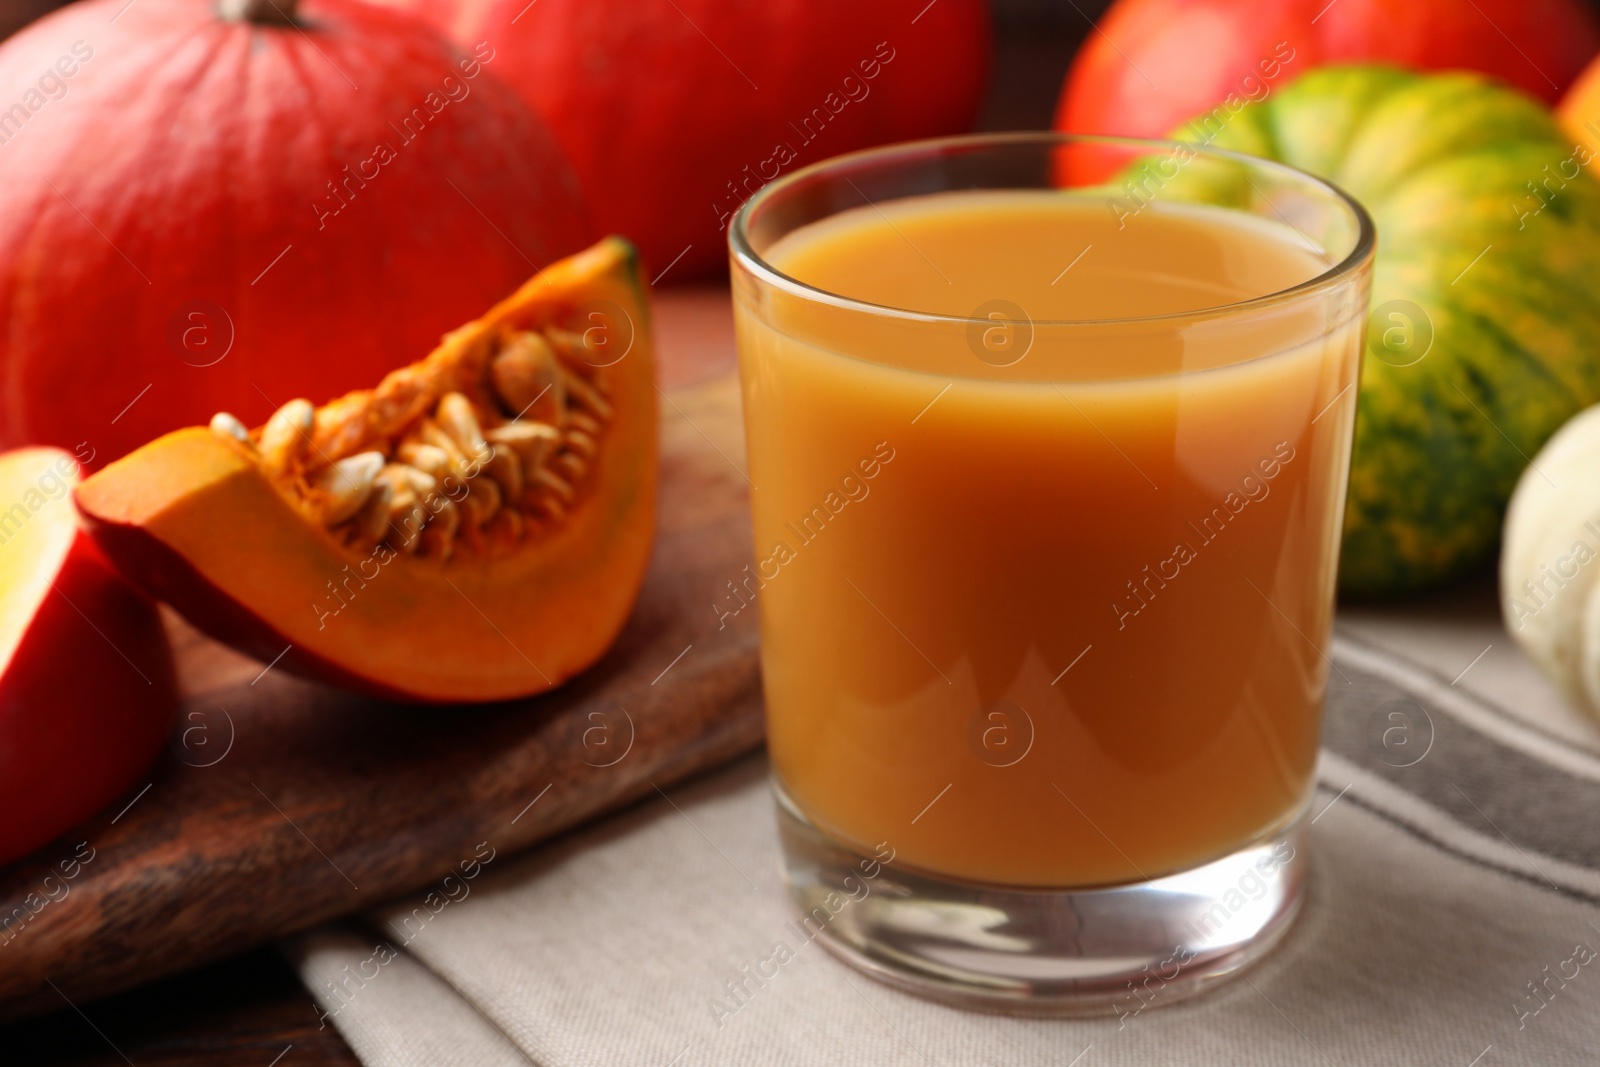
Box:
<box><xmin>1501</xmin><ymin>403</ymin><xmax>1600</xmax><ymax>720</ymax></box>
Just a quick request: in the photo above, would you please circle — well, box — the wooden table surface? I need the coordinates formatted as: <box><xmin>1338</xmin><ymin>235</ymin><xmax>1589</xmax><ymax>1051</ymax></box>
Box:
<box><xmin>0</xmin><ymin>11</ymin><xmax>1088</xmax><ymax>1065</ymax></box>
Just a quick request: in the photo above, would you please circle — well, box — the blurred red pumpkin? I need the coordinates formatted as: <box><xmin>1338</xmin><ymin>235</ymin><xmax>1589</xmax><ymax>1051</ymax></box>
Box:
<box><xmin>369</xmin><ymin>0</ymin><xmax>992</xmax><ymax>280</ymax></box>
<box><xmin>0</xmin><ymin>0</ymin><xmax>592</xmax><ymax>465</ymax></box>
<box><xmin>1057</xmin><ymin>0</ymin><xmax>1600</xmax><ymax>143</ymax></box>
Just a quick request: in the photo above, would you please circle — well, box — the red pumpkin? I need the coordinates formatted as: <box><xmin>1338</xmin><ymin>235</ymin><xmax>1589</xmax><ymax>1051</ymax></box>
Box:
<box><xmin>1057</xmin><ymin>0</ymin><xmax>1600</xmax><ymax>144</ymax></box>
<box><xmin>0</xmin><ymin>0</ymin><xmax>592</xmax><ymax>465</ymax></box>
<box><xmin>368</xmin><ymin>0</ymin><xmax>992</xmax><ymax>280</ymax></box>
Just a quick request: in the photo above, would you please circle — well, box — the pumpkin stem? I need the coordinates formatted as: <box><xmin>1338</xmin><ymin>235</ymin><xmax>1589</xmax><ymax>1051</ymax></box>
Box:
<box><xmin>218</xmin><ymin>0</ymin><xmax>299</xmax><ymax>25</ymax></box>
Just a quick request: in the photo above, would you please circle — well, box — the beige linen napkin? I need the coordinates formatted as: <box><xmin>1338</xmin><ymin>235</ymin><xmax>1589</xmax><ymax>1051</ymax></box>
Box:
<box><xmin>287</xmin><ymin>583</ymin><xmax>1600</xmax><ymax>1066</ymax></box>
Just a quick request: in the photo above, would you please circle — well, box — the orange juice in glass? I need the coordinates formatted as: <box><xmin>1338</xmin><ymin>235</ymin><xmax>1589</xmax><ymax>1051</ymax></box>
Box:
<box><xmin>729</xmin><ymin>134</ymin><xmax>1372</xmax><ymax>1011</ymax></box>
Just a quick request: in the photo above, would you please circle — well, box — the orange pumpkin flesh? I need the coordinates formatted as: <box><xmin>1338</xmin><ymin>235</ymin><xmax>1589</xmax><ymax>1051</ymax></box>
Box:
<box><xmin>0</xmin><ymin>448</ymin><xmax>177</xmax><ymax>864</ymax></box>
<box><xmin>76</xmin><ymin>239</ymin><xmax>656</xmax><ymax>705</ymax></box>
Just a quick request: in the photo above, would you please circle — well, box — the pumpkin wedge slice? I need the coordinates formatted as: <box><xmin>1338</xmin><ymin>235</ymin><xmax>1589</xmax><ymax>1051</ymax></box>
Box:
<box><xmin>76</xmin><ymin>238</ymin><xmax>656</xmax><ymax>704</ymax></box>
<box><xmin>0</xmin><ymin>447</ymin><xmax>176</xmax><ymax>863</ymax></box>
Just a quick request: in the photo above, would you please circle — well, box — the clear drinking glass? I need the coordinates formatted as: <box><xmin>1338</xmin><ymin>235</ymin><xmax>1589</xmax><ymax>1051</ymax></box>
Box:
<box><xmin>728</xmin><ymin>132</ymin><xmax>1373</xmax><ymax>1012</ymax></box>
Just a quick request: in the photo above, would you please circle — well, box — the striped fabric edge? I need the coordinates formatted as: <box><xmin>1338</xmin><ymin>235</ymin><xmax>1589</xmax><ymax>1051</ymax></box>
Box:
<box><xmin>1332</xmin><ymin>632</ymin><xmax>1600</xmax><ymax>778</ymax></box>
<box><xmin>1314</xmin><ymin>751</ymin><xmax>1600</xmax><ymax>906</ymax></box>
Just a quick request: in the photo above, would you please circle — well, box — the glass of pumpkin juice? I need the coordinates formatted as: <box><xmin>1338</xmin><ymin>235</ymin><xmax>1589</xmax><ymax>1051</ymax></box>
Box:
<box><xmin>728</xmin><ymin>133</ymin><xmax>1372</xmax><ymax>1011</ymax></box>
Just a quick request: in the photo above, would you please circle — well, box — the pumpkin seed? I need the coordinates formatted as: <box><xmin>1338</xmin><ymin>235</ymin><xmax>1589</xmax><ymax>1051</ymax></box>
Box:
<box><xmin>532</xmin><ymin>467</ymin><xmax>575</xmax><ymax>504</ymax></box>
<box><xmin>459</xmin><ymin>476</ymin><xmax>502</xmax><ymax>528</ymax></box>
<box><xmin>315</xmin><ymin>451</ymin><xmax>384</xmax><ymax>525</ymax></box>
<box><xmin>397</xmin><ymin>442</ymin><xmax>451</xmax><ymax>483</ymax></box>
<box><xmin>485</xmin><ymin>444</ymin><xmax>523</xmax><ymax>502</ymax></box>
<box><xmin>567</xmin><ymin>411</ymin><xmax>603</xmax><ymax>437</ymax></box>
<box><xmin>564</xmin><ymin>430</ymin><xmax>597</xmax><ymax>460</ymax></box>
<box><xmin>260</xmin><ymin>398</ymin><xmax>314</xmax><ymax>470</ymax></box>
<box><xmin>555</xmin><ymin>451</ymin><xmax>586</xmax><ymax>480</ymax></box>
<box><xmin>418</xmin><ymin>420</ymin><xmax>477</xmax><ymax>483</ymax></box>
<box><xmin>491</xmin><ymin>332</ymin><xmax>564</xmax><ymax>423</ymax></box>
<box><xmin>486</xmin><ymin>421</ymin><xmax>560</xmax><ymax>472</ymax></box>
<box><xmin>391</xmin><ymin>462</ymin><xmax>436</xmax><ymax>500</ymax></box>
<box><xmin>386</xmin><ymin>485</ymin><xmax>425</xmax><ymax>554</ymax></box>
<box><xmin>209</xmin><ymin>412</ymin><xmax>252</xmax><ymax>446</ymax></box>
<box><xmin>356</xmin><ymin>479</ymin><xmax>396</xmax><ymax>544</ymax></box>
<box><xmin>560</xmin><ymin>369</ymin><xmax>612</xmax><ymax>421</ymax></box>
<box><xmin>437</xmin><ymin>392</ymin><xmax>489</xmax><ymax>463</ymax></box>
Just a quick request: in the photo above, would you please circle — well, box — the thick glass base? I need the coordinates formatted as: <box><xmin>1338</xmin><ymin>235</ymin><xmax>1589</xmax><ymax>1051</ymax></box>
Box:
<box><xmin>774</xmin><ymin>778</ymin><xmax>1308</xmax><ymax>1016</ymax></box>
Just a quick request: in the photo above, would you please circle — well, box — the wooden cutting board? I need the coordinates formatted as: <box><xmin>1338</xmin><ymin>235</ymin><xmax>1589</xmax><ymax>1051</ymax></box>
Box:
<box><xmin>0</xmin><ymin>290</ymin><xmax>764</xmax><ymax>1022</ymax></box>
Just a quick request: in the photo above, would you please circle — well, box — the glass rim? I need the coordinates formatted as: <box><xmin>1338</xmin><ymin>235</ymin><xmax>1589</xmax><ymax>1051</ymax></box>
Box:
<box><xmin>727</xmin><ymin>130</ymin><xmax>1377</xmax><ymax>329</ymax></box>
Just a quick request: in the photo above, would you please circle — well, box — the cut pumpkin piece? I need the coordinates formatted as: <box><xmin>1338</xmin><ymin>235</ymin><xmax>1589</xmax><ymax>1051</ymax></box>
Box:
<box><xmin>0</xmin><ymin>447</ymin><xmax>177</xmax><ymax>863</ymax></box>
<box><xmin>76</xmin><ymin>238</ymin><xmax>657</xmax><ymax>704</ymax></box>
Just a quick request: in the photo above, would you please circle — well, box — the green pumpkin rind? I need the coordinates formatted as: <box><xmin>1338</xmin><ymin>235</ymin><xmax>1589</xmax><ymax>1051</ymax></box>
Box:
<box><xmin>1258</xmin><ymin>66</ymin><xmax>1414</xmax><ymax>176</ymax></box>
<box><xmin>1179</xmin><ymin>65</ymin><xmax>1600</xmax><ymax>594</ymax></box>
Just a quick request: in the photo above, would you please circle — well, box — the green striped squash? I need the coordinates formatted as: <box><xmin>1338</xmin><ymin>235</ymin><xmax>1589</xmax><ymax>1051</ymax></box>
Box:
<box><xmin>1174</xmin><ymin>65</ymin><xmax>1600</xmax><ymax>594</ymax></box>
